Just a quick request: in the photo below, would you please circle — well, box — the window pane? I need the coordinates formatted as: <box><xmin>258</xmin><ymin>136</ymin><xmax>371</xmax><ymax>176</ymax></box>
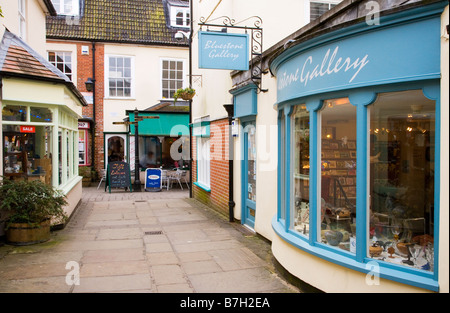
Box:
<box><xmin>48</xmin><ymin>52</ymin><xmax>55</xmax><ymax>62</ymax></box>
<box><xmin>2</xmin><ymin>105</ymin><xmax>27</xmax><ymax>121</ymax></box>
<box><xmin>124</xmin><ymin>58</ymin><xmax>131</xmax><ymax>68</ymax></box>
<box><xmin>369</xmin><ymin>90</ymin><xmax>435</xmax><ymax>271</ymax></box>
<box><xmin>292</xmin><ymin>105</ymin><xmax>310</xmax><ymax>237</ymax></box>
<box><xmin>310</xmin><ymin>2</ymin><xmax>331</xmax><ymax>20</ymax></box>
<box><xmin>176</xmin><ymin>11</ymin><xmax>183</xmax><ymax>25</ymax></box>
<box><xmin>320</xmin><ymin>98</ymin><xmax>356</xmax><ymax>252</ymax></box>
<box><xmin>31</xmin><ymin>107</ymin><xmax>53</xmax><ymax>123</ymax></box>
<box><xmin>247</xmin><ymin>124</ymin><xmax>256</xmax><ymax>202</ymax></box>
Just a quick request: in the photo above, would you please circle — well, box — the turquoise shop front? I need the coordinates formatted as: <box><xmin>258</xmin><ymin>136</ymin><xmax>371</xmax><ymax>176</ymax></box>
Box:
<box><xmin>269</xmin><ymin>2</ymin><xmax>446</xmax><ymax>292</ymax></box>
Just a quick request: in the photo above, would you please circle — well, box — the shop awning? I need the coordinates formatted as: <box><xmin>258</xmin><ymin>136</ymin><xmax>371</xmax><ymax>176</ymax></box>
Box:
<box><xmin>127</xmin><ymin>111</ymin><xmax>189</xmax><ymax>136</ymax></box>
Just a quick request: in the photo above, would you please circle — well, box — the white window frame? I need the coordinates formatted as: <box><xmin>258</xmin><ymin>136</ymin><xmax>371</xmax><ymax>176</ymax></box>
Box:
<box><xmin>51</xmin><ymin>0</ymin><xmax>80</xmax><ymax>15</ymax></box>
<box><xmin>309</xmin><ymin>0</ymin><xmax>341</xmax><ymax>22</ymax></box>
<box><xmin>170</xmin><ymin>6</ymin><xmax>190</xmax><ymax>28</ymax></box>
<box><xmin>196</xmin><ymin>137</ymin><xmax>210</xmax><ymax>189</ymax></box>
<box><xmin>160</xmin><ymin>58</ymin><xmax>186</xmax><ymax>100</ymax></box>
<box><xmin>18</xmin><ymin>0</ymin><xmax>26</xmax><ymax>40</ymax></box>
<box><xmin>105</xmin><ymin>55</ymin><xmax>135</xmax><ymax>99</ymax></box>
<box><xmin>48</xmin><ymin>51</ymin><xmax>73</xmax><ymax>81</ymax></box>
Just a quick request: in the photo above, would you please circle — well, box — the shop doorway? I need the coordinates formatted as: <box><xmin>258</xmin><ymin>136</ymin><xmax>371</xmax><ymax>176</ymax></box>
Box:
<box><xmin>242</xmin><ymin>121</ymin><xmax>257</xmax><ymax>229</ymax></box>
<box><xmin>105</xmin><ymin>134</ymin><xmax>127</xmax><ymax>169</ymax></box>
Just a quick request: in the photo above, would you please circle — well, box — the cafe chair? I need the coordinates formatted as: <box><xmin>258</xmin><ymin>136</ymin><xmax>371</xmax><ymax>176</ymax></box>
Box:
<box><xmin>176</xmin><ymin>168</ymin><xmax>190</xmax><ymax>190</ymax></box>
<box><xmin>161</xmin><ymin>170</ymin><xmax>171</xmax><ymax>190</ymax></box>
<box><xmin>97</xmin><ymin>169</ymin><xmax>106</xmax><ymax>189</ymax></box>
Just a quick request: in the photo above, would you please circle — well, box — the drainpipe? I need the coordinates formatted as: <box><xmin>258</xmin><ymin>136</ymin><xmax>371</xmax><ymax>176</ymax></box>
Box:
<box><xmin>189</xmin><ymin>1</ymin><xmax>193</xmax><ymax>198</ymax></box>
<box><xmin>223</xmin><ymin>104</ymin><xmax>235</xmax><ymax>222</ymax></box>
<box><xmin>91</xmin><ymin>42</ymin><xmax>96</xmax><ymax>171</ymax></box>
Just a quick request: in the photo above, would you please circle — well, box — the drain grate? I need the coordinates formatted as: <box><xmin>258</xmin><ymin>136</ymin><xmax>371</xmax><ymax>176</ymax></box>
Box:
<box><xmin>144</xmin><ymin>230</ymin><xmax>163</xmax><ymax>235</ymax></box>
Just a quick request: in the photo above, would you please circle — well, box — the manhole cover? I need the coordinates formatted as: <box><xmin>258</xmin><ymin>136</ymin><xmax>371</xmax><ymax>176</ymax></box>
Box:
<box><xmin>144</xmin><ymin>230</ymin><xmax>163</xmax><ymax>235</ymax></box>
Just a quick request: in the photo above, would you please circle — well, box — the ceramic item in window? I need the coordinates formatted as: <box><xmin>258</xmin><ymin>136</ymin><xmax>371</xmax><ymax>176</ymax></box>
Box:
<box><xmin>325</xmin><ymin>230</ymin><xmax>343</xmax><ymax>246</ymax></box>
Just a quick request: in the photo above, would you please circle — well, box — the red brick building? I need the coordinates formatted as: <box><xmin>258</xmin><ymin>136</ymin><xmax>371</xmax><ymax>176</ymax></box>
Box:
<box><xmin>46</xmin><ymin>0</ymin><xmax>189</xmax><ymax>180</ymax></box>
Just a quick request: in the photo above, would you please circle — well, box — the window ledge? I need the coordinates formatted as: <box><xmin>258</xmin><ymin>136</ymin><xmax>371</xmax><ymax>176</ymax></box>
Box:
<box><xmin>271</xmin><ymin>216</ymin><xmax>439</xmax><ymax>292</ymax></box>
<box><xmin>193</xmin><ymin>181</ymin><xmax>211</xmax><ymax>192</ymax></box>
<box><xmin>104</xmin><ymin>97</ymin><xmax>136</xmax><ymax>101</ymax></box>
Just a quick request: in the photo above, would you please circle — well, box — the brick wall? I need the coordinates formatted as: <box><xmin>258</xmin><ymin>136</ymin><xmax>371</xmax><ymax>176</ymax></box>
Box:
<box><xmin>193</xmin><ymin>118</ymin><xmax>230</xmax><ymax>216</ymax></box>
<box><xmin>75</xmin><ymin>42</ymin><xmax>105</xmax><ymax>175</ymax></box>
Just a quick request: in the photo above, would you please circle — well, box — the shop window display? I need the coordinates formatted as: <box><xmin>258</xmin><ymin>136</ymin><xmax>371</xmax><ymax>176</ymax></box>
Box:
<box><xmin>368</xmin><ymin>90</ymin><xmax>435</xmax><ymax>271</ymax></box>
<box><xmin>3</xmin><ymin>125</ymin><xmax>53</xmax><ymax>184</ymax></box>
<box><xmin>320</xmin><ymin>98</ymin><xmax>357</xmax><ymax>252</ymax></box>
<box><xmin>292</xmin><ymin>105</ymin><xmax>310</xmax><ymax>236</ymax></box>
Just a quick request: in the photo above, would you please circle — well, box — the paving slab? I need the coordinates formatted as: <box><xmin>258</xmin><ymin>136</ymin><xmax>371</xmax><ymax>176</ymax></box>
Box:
<box><xmin>0</xmin><ymin>186</ymin><xmax>300</xmax><ymax>294</ymax></box>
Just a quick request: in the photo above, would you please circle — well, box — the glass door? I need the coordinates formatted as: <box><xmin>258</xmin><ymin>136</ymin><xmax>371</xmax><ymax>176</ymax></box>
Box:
<box><xmin>242</xmin><ymin>122</ymin><xmax>256</xmax><ymax>228</ymax></box>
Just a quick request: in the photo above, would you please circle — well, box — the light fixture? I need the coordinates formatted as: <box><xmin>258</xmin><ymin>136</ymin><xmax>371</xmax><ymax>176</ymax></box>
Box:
<box><xmin>85</xmin><ymin>78</ymin><xmax>95</xmax><ymax>92</ymax></box>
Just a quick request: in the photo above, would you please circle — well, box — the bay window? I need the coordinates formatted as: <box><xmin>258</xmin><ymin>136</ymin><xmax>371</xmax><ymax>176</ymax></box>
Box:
<box><xmin>277</xmin><ymin>87</ymin><xmax>438</xmax><ymax>289</ymax></box>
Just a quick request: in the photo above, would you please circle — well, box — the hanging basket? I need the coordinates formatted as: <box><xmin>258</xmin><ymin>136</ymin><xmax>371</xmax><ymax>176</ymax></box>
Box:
<box><xmin>180</xmin><ymin>92</ymin><xmax>195</xmax><ymax>100</ymax></box>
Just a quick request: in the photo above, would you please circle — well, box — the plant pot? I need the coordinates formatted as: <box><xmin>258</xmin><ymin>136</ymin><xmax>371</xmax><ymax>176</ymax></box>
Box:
<box><xmin>6</xmin><ymin>219</ymin><xmax>51</xmax><ymax>246</ymax></box>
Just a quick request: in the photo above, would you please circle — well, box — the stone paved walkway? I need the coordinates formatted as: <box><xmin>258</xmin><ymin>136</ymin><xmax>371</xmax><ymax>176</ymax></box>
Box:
<box><xmin>0</xmin><ymin>187</ymin><xmax>300</xmax><ymax>294</ymax></box>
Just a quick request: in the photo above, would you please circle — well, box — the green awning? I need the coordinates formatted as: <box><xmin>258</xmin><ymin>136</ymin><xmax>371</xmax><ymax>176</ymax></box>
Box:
<box><xmin>128</xmin><ymin>112</ymin><xmax>189</xmax><ymax>136</ymax></box>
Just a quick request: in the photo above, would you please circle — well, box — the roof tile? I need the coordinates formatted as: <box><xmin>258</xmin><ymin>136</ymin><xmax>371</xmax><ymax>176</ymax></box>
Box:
<box><xmin>46</xmin><ymin>0</ymin><xmax>189</xmax><ymax>45</ymax></box>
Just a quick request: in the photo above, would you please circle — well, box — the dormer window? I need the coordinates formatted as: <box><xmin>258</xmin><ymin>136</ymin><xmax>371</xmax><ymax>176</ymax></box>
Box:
<box><xmin>170</xmin><ymin>6</ymin><xmax>190</xmax><ymax>28</ymax></box>
<box><xmin>51</xmin><ymin>0</ymin><xmax>79</xmax><ymax>15</ymax></box>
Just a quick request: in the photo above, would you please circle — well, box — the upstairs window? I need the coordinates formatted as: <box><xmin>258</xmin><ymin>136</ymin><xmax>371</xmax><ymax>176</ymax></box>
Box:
<box><xmin>106</xmin><ymin>55</ymin><xmax>134</xmax><ymax>98</ymax></box>
<box><xmin>48</xmin><ymin>51</ymin><xmax>73</xmax><ymax>81</ymax></box>
<box><xmin>161</xmin><ymin>59</ymin><xmax>185</xmax><ymax>99</ymax></box>
<box><xmin>18</xmin><ymin>0</ymin><xmax>26</xmax><ymax>40</ymax></box>
<box><xmin>170</xmin><ymin>6</ymin><xmax>190</xmax><ymax>28</ymax></box>
<box><xmin>51</xmin><ymin>0</ymin><xmax>79</xmax><ymax>15</ymax></box>
<box><xmin>310</xmin><ymin>1</ymin><xmax>340</xmax><ymax>21</ymax></box>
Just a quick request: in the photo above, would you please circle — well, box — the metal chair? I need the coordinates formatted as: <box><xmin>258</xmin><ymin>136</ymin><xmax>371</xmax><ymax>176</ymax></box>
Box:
<box><xmin>161</xmin><ymin>170</ymin><xmax>171</xmax><ymax>190</ymax></box>
<box><xmin>97</xmin><ymin>169</ymin><xmax>106</xmax><ymax>189</ymax></box>
<box><xmin>176</xmin><ymin>168</ymin><xmax>190</xmax><ymax>190</ymax></box>
<box><xmin>168</xmin><ymin>169</ymin><xmax>184</xmax><ymax>190</ymax></box>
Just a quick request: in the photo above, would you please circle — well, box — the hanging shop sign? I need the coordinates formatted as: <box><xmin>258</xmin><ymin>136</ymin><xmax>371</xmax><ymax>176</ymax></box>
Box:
<box><xmin>198</xmin><ymin>31</ymin><xmax>249</xmax><ymax>71</ymax></box>
<box><xmin>272</xmin><ymin>17</ymin><xmax>441</xmax><ymax>103</ymax></box>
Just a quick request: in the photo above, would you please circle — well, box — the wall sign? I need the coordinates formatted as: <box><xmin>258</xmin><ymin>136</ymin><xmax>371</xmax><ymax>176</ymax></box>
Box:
<box><xmin>78</xmin><ymin>122</ymin><xmax>90</xmax><ymax>129</ymax></box>
<box><xmin>106</xmin><ymin>161</ymin><xmax>132</xmax><ymax>193</ymax></box>
<box><xmin>198</xmin><ymin>31</ymin><xmax>249</xmax><ymax>70</ymax></box>
<box><xmin>272</xmin><ymin>17</ymin><xmax>441</xmax><ymax>103</ymax></box>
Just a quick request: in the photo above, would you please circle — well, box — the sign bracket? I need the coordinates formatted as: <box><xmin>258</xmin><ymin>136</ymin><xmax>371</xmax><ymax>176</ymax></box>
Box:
<box><xmin>199</xmin><ymin>16</ymin><xmax>268</xmax><ymax>93</ymax></box>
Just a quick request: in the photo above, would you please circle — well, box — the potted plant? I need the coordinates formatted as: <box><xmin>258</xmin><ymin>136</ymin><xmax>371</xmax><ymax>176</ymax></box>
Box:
<box><xmin>0</xmin><ymin>178</ymin><xmax>68</xmax><ymax>245</ymax></box>
<box><xmin>173</xmin><ymin>87</ymin><xmax>195</xmax><ymax>103</ymax></box>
